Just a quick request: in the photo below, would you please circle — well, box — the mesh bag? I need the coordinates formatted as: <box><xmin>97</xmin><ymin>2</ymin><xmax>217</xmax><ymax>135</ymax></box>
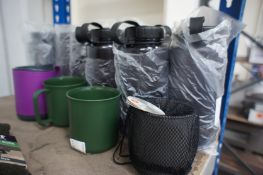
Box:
<box><xmin>127</xmin><ymin>98</ymin><xmax>199</xmax><ymax>175</ymax></box>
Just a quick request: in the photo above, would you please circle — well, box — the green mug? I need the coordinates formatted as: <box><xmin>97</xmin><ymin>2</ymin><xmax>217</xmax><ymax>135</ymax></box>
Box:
<box><xmin>67</xmin><ymin>86</ymin><xmax>121</xmax><ymax>153</ymax></box>
<box><xmin>33</xmin><ymin>76</ymin><xmax>86</xmax><ymax>127</ymax></box>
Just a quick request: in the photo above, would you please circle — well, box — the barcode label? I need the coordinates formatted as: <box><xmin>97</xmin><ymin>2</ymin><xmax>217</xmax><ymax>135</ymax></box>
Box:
<box><xmin>70</xmin><ymin>138</ymin><xmax>86</xmax><ymax>154</ymax></box>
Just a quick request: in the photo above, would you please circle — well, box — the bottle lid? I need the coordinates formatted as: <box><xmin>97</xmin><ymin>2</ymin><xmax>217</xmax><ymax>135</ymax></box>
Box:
<box><xmin>125</xmin><ymin>26</ymin><xmax>164</xmax><ymax>44</ymax></box>
<box><xmin>75</xmin><ymin>26</ymin><xmax>89</xmax><ymax>43</ymax></box>
<box><xmin>89</xmin><ymin>28</ymin><xmax>113</xmax><ymax>44</ymax></box>
<box><xmin>127</xmin><ymin>96</ymin><xmax>165</xmax><ymax>115</ymax></box>
<box><xmin>75</xmin><ymin>22</ymin><xmax>107</xmax><ymax>44</ymax></box>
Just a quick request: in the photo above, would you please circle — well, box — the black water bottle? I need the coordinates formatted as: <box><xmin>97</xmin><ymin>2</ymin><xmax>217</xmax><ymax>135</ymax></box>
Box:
<box><xmin>112</xmin><ymin>21</ymin><xmax>171</xmax><ymax>53</ymax></box>
<box><xmin>75</xmin><ymin>22</ymin><xmax>115</xmax><ymax>87</ymax></box>
<box><xmin>111</xmin><ymin>21</ymin><xmax>171</xmax><ymax>98</ymax></box>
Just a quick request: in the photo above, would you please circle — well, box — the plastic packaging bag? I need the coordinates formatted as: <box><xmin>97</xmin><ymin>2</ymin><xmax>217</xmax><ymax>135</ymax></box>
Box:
<box><xmin>23</xmin><ymin>23</ymin><xmax>55</xmax><ymax>65</ymax></box>
<box><xmin>69</xmin><ymin>39</ymin><xmax>87</xmax><ymax>77</ymax></box>
<box><xmin>85</xmin><ymin>58</ymin><xmax>116</xmax><ymax>87</ymax></box>
<box><xmin>114</xmin><ymin>45</ymin><xmax>170</xmax><ymax>119</ymax></box>
<box><xmin>55</xmin><ymin>25</ymin><xmax>75</xmax><ymax>75</ymax></box>
<box><xmin>169</xmin><ymin>6</ymin><xmax>244</xmax><ymax>150</ymax></box>
<box><xmin>24</xmin><ymin>24</ymin><xmax>84</xmax><ymax>75</ymax></box>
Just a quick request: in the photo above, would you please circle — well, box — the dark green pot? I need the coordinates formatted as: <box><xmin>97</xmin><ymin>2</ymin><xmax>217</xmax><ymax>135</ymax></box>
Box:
<box><xmin>67</xmin><ymin>86</ymin><xmax>121</xmax><ymax>153</ymax></box>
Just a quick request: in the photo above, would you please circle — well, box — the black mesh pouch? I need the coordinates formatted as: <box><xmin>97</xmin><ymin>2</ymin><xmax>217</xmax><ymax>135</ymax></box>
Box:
<box><xmin>127</xmin><ymin>98</ymin><xmax>199</xmax><ymax>175</ymax></box>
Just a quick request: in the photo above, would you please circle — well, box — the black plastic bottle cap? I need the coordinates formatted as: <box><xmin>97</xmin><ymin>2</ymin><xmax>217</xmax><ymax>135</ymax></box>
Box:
<box><xmin>75</xmin><ymin>22</ymin><xmax>103</xmax><ymax>43</ymax></box>
<box><xmin>89</xmin><ymin>28</ymin><xmax>112</xmax><ymax>44</ymax></box>
<box><xmin>76</xmin><ymin>25</ymin><xmax>90</xmax><ymax>43</ymax></box>
<box><xmin>125</xmin><ymin>26</ymin><xmax>164</xmax><ymax>44</ymax></box>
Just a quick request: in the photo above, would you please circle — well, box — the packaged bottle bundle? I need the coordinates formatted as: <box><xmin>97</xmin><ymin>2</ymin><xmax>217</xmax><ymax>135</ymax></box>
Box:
<box><xmin>69</xmin><ymin>30</ymin><xmax>87</xmax><ymax>77</ymax></box>
<box><xmin>112</xmin><ymin>21</ymin><xmax>171</xmax><ymax>119</ymax></box>
<box><xmin>24</xmin><ymin>23</ymin><xmax>83</xmax><ymax>76</ymax></box>
<box><xmin>169</xmin><ymin>6</ymin><xmax>244</xmax><ymax>150</ymax></box>
<box><xmin>23</xmin><ymin>23</ymin><xmax>55</xmax><ymax>66</ymax></box>
<box><xmin>74</xmin><ymin>22</ymin><xmax>116</xmax><ymax>87</ymax></box>
<box><xmin>55</xmin><ymin>25</ymin><xmax>75</xmax><ymax>75</ymax></box>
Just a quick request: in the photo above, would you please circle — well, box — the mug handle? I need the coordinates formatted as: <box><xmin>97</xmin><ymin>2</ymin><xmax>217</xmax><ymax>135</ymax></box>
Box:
<box><xmin>33</xmin><ymin>89</ymin><xmax>52</xmax><ymax>127</ymax></box>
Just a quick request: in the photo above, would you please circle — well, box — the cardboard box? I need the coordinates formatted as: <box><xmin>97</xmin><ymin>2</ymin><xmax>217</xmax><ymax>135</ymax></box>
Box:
<box><xmin>249</xmin><ymin>46</ymin><xmax>263</xmax><ymax>64</ymax></box>
<box><xmin>248</xmin><ymin>109</ymin><xmax>263</xmax><ymax>125</ymax></box>
<box><xmin>255</xmin><ymin>103</ymin><xmax>263</xmax><ymax>112</ymax></box>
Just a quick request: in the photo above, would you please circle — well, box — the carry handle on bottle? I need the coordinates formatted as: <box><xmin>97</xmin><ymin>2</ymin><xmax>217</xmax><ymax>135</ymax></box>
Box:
<box><xmin>33</xmin><ymin>89</ymin><xmax>52</xmax><ymax>127</ymax></box>
<box><xmin>75</xmin><ymin>22</ymin><xmax>103</xmax><ymax>43</ymax></box>
<box><xmin>155</xmin><ymin>25</ymin><xmax>172</xmax><ymax>37</ymax></box>
<box><xmin>111</xmin><ymin>20</ymin><xmax>140</xmax><ymax>44</ymax></box>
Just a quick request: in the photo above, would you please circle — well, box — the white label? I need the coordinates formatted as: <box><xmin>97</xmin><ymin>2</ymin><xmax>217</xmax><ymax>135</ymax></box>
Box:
<box><xmin>70</xmin><ymin>138</ymin><xmax>86</xmax><ymax>154</ymax></box>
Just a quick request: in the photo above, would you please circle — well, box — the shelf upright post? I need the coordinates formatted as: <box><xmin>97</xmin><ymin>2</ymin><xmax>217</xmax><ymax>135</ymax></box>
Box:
<box><xmin>52</xmin><ymin>0</ymin><xmax>71</xmax><ymax>24</ymax></box>
<box><xmin>213</xmin><ymin>0</ymin><xmax>246</xmax><ymax>174</ymax></box>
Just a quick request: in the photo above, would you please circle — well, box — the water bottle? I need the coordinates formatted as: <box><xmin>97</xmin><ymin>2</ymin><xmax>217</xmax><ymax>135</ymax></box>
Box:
<box><xmin>111</xmin><ymin>20</ymin><xmax>171</xmax><ymax>121</ymax></box>
<box><xmin>111</xmin><ymin>21</ymin><xmax>171</xmax><ymax>53</ymax></box>
<box><xmin>111</xmin><ymin>20</ymin><xmax>171</xmax><ymax>98</ymax></box>
<box><xmin>75</xmin><ymin>22</ymin><xmax>115</xmax><ymax>87</ymax></box>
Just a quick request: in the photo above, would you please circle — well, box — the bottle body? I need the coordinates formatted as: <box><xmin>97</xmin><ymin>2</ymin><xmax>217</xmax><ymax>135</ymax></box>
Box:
<box><xmin>88</xmin><ymin>44</ymin><xmax>114</xmax><ymax>60</ymax></box>
<box><xmin>86</xmin><ymin>43</ymin><xmax>116</xmax><ymax>87</ymax></box>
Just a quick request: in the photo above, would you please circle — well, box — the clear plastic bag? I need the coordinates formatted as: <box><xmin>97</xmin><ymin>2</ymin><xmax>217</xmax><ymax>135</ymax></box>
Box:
<box><xmin>69</xmin><ymin>39</ymin><xmax>87</xmax><ymax>77</ymax></box>
<box><xmin>85</xmin><ymin>58</ymin><xmax>116</xmax><ymax>87</ymax></box>
<box><xmin>23</xmin><ymin>23</ymin><xmax>55</xmax><ymax>65</ymax></box>
<box><xmin>54</xmin><ymin>25</ymin><xmax>75</xmax><ymax>75</ymax></box>
<box><xmin>169</xmin><ymin>6</ymin><xmax>244</xmax><ymax>150</ymax></box>
<box><xmin>113</xmin><ymin>45</ymin><xmax>170</xmax><ymax>118</ymax></box>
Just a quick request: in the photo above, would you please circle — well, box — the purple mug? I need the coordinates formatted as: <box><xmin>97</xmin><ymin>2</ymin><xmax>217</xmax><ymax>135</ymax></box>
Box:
<box><xmin>13</xmin><ymin>65</ymin><xmax>59</xmax><ymax>120</ymax></box>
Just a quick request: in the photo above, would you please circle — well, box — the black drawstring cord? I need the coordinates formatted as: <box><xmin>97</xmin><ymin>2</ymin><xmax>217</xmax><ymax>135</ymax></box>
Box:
<box><xmin>113</xmin><ymin>116</ymin><xmax>131</xmax><ymax>165</ymax></box>
<box><xmin>113</xmin><ymin>134</ymin><xmax>131</xmax><ymax>165</ymax></box>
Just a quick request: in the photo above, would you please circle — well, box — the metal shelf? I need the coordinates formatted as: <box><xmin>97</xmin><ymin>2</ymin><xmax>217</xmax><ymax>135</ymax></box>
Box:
<box><xmin>215</xmin><ymin>0</ymin><xmax>246</xmax><ymax>174</ymax></box>
<box><xmin>52</xmin><ymin>0</ymin><xmax>71</xmax><ymax>24</ymax></box>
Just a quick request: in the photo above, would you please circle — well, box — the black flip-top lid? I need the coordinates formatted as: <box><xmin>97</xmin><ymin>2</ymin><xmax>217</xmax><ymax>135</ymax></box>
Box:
<box><xmin>111</xmin><ymin>21</ymin><xmax>171</xmax><ymax>45</ymax></box>
<box><xmin>75</xmin><ymin>22</ymin><xmax>112</xmax><ymax>44</ymax></box>
<box><xmin>75</xmin><ymin>26</ymin><xmax>86</xmax><ymax>43</ymax></box>
<box><xmin>76</xmin><ymin>23</ymin><xmax>98</xmax><ymax>43</ymax></box>
<box><xmin>89</xmin><ymin>28</ymin><xmax>112</xmax><ymax>44</ymax></box>
<box><xmin>125</xmin><ymin>26</ymin><xmax>164</xmax><ymax>44</ymax></box>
